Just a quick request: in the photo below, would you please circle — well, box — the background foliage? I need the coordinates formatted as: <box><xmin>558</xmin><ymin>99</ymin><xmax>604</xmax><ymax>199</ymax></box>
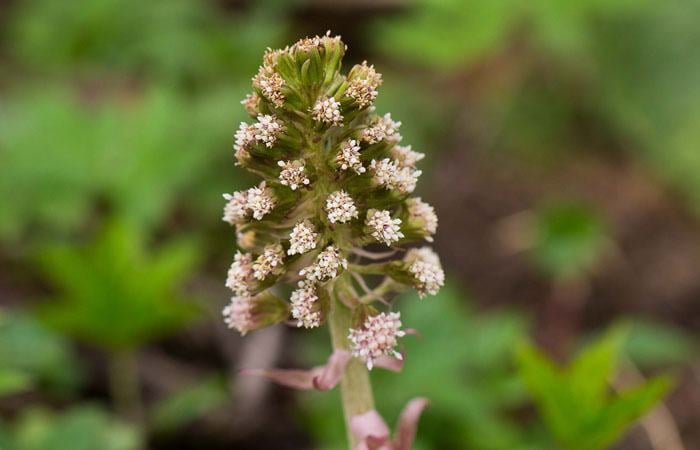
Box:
<box><xmin>1</xmin><ymin>0</ymin><xmax>698</xmax><ymax>449</ymax></box>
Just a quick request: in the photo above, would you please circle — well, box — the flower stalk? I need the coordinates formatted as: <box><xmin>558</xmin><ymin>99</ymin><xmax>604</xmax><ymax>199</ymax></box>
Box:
<box><xmin>328</xmin><ymin>284</ymin><xmax>375</xmax><ymax>448</ymax></box>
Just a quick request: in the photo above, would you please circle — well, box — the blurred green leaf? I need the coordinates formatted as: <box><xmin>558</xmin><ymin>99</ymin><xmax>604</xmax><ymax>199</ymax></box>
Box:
<box><xmin>9</xmin><ymin>0</ymin><xmax>286</xmax><ymax>83</ymax></box>
<box><xmin>0</xmin><ymin>311</ymin><xmax>82</xmax><ymax>393</ymax></box>
<box><xmin>373</xmin><ymin>0</ymin><xmax>654</xmax><ymax>69</ymax></box>
<box><xmin>531</xmin><ymin>202</ymin><xmax>607</xmax><ymax>280</ymax></box>
<box><xmin>0</xmin><ymin>85</ymin><xmax>249</xmax><ymax>241</ymax></box>
<box><xmin>0</xmin><ymin>89</ymin><xmax>99</xmax><ymax>239</ymax></box>
<box><xmin>0</xmin><ymin>369</ymin><xmax>32</xmax><ymax>397</ymax></box>
<box><xmin>304</xmin><ymin>283</ymin><xmax>538</xmax><ymax>450</ymax></box>
<box><xmin>593</xmin><ymin>1</ymin><xmax>700</xmax><ymax>215</ymax></box>
<box><xmin>36</xmin><ymin>221</ymin><xmax>200</xmax><ymax>351</ymax></box>
<box><xmin>624</xmin><ymin>320</ymin><xmax>698</xmax><ymax>368</ymax></box>
<box><xmin>516</xmin><ymin>326</ymin><xmax>672</xmax><ymax>450</ymax></box>
<box><xmin>150</xmin><ymin>376</ymin><xmax>229</xmax><ymax>433</ymax></box>
<box><xmin>13</xmin><ymin>405</ymin><xmax>141</xmax><ymax>450</ymax></box>
<box><xmin>374</xmin><ymin>0</ymin><xmax>515</xmax><ymax>70</ymax></box>
<box><xmin>0</xmin><ymin>422</ymin><xmax>17</xmax><ymax>450</ymax></box>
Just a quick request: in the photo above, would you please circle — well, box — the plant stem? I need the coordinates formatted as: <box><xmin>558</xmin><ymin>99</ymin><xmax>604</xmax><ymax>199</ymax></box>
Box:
<box><xmin>329</xmin><ymin>290</ymin><xmax>375</xmax><ymax>449</ymax></box>
<box><xmin>107</xmin><ymin>349</ymin><xmax>143</xmax><ymax>424</ymax></box>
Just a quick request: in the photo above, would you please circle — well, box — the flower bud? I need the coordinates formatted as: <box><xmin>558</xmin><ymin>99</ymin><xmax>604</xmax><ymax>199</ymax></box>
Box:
<box><xmin>402</xmin><ymin>197</ymin><xmax>438</xmax><ymax>242</ymax></box>
<box><xmin>223</xmin><ymin>290</ymin><xmax>289</xmax><ymax>335</ymax></box>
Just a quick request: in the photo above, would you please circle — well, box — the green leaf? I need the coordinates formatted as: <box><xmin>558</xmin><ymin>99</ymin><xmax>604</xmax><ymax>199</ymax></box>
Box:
<box><xmin>14</xmin><ymin>405</ymin><xmax>142</xmax><ymax>450</ymax></box>
<box><xmin>150</xmin><ymin>376</ymin><xmax>230</xmax><ymax>433</ymax></box>
<box><xmin>585</xmin><ymin>376</ymin><xmax>672</xmax><ymax>450</ymax></box>
<box><xmin>516</xmin><ymin>325</ymin><xmax>672</xmax><ymax>450</ymax></box>
<box><xmin>372</xmin><ymin>0</ymin><xmax>653</xmax><ymax>70</ymax></box>
<box><xmin>530</xmin><ymin>202</ymin><xmax>608</xmax><ymax>280</ymax></box>
<box><xmin>0</xmin><ymin>369</ymin><xmax>32</xmax><ymax>397</ymax></box>
<box><xmin>0</xmin><ymin>84</ymin><xmax>252</xmax><ymax>242</ymax></box>
<box><xmin>624</xmin><ymin>320</ymin><xmax>698</xmax><ymax>368</ymax></box>
<box><xmin>0</xmin><ymin>311</ymin><xmax>82</xmax><ymax>393</ymax></box>
<box><xmin>9</xmin><ymin>0</ymin><xmax>286</xmax><ymax>83</ymax></box>
<box><xmin>568</xmin><ymin>325</ymin><xmax>627</xmax><ymax>412</ymax></box>
<box><xmin>36</xmin><ymin>221</ymin><xmax>200</xmax><ymax>351</ymax></box>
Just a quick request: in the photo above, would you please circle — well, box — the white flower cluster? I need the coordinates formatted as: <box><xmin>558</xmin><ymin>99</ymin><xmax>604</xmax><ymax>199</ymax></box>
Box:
<box><xmin>241</xmin><ymin>93</ymin><xmax>260</xmax><ymax>117</ymax></box>
<box><xmin>348</xmin><ymin>312</ymin><xmax>405</xmax><ymax>370</ymax></box>
<box><xmin>278</xmin><ymin>160</ymin><xmax>310</xmax><ymax>190</ymax></box>
<box><xmin>336</xmin><ymin>139</ymin><xmax>365</xmax><ymax>174</ymax></box>
<box><xmin>226</xmin><ymin>252</ymin><xmax>254</xmax><ymax>296</ymax></box>
<box><xmin>288</xmin><ymin>220</ymin><xmax>318</xmax><ymax>255</ymax></box>
<box><xmin>234</xmin><ymin>122</ymin><xmax>256</xmax><ymax>155</ymax></box>
<box><xmin>222</xmin><ymin>184</ymin><xmax>276</xmax><ymax>224</ymax></box>
<box><xmin>370</xmin><ymin>159</ymin><xmax>421</xmax><ymax>194</ymax></box>
<box><xmin>253</xmin><ymin>114</ymin><xmax>284</xmax><ymax>148</ymax></box>
<box><xmin>391</xmin><ymin>145</ymin><xmax>424</xmax><ymax>168</ymax></box>
<box><xmin>234</xmin><ymin>114</ymin><xmax>284</xmax><ymax>156</ymax></box>
<box><xmin>366</xmin><ymin>210</ymin><xmax>404</xmax><ymax>246</ymax></box>
<box><xmin>253</xmin><ymin>66</ymin><xmax>285</xmax><ymax>108</ymax></box>
<box><xmin>246</xmin><ymin>183</ymin><xmax>276</xmax><ymax>220</ymax></box>
<box><xmin>223</xmin><ymin>296</ymin><xmax>255</xmax><ymax>335</ymax></box>
<box><xmin>407</xmin><ymin>197</ymin><xmax>438</xmax><ymax>240</ymax></box>
<box><xmin>361</xmin><ymin>113</ymin><xmax>401</xmax><ymax>144</ymax></box>
<box><xmin>346</xmin><ymin>61</ymin><xmax>382</xmax><ymax>108</ymax></box>
<box><xmin>300</xmin><ymin>245</ymin><xmax>348</xmax><ymax>282</ymax></box>
<box><xmin>405</xmin><ymin>247</ymin><xmax>445</xmax><ymax>298</ymax></box>
<box><xmin>222</xmin><ymin>191</ymin><xmax>248</xmax><ymax>225</ymax></box>
<box><xmin>312</xmin><ymin>96</ymin><xmax>343</xmax><ymax>126</ymax></box>
<box><xmin>290</xmin><ymin>282</ymin><xmax>321</xmax><ymax>328</ymax></box>
<box><xmin>325</xmin><ymin>190</ymin><xmax>358</xmax><ymax>224</ymax></box>
<box><xmin>252</xmin><ymin>245</ymin><xmax>284</xmax><ymax>280</ymax></box>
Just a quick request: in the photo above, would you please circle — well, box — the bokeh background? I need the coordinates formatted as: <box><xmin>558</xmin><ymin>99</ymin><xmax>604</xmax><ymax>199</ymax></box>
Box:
<box><xmin>1</xmin><ymin>0</ymin><xmax>699</xmax><ymax>449</ymax></box>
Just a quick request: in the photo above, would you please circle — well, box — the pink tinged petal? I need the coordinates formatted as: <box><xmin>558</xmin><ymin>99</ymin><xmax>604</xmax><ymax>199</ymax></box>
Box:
<box><xmin>373</xmin><ymin>354</ymin><xmax>405</xmax><ymax>373</ymax></box>
<box><xmin>312</xmin><ymin>350</ymin><xmax>352</xmax><ymax>391</ymax></box>
<box><xmin>239</xmin><ymin>350</ymin><xmax>351</xmax><ymax>391</ymax></box>
<box><xmin>239</xmin><ymin>367</ymin><xmax>316</xmax><ymax>390</ymax></box>
<box><xmin>404</xmin><ymin>328</ymin><xmax>421</xmax><ymax>338</ymax></box>
<box><xmin>393</xmin><ymin>397</ymin><xmax>430</xmax><ymax>450</ymax></box>
<box><xmin>351</xmin><ymin>410</ymin><xmax>391</xmax><ymax>450</ymax></box>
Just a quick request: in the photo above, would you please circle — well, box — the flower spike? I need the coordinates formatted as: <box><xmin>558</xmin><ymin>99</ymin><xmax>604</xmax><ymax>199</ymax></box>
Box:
<box><xmin>221</xmin><ymin>32</ymin><xmax>443</xmax><ymax>448</ymax></box>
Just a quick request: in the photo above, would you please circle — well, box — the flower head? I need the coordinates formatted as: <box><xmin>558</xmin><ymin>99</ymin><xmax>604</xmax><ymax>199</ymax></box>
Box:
<box><xmin>234</xmin><ymin>122</ymin><xmax>256</xmax><ymax>153</ymax></box>
<box><xmin>226</xmin><ymin>251</ymin><xmax>254</xmax><ymax>296</ymax></box>
<box><xmin>406</xmin><ymin>197</ymin><xmax>438</xmax><ymax>241</ymax></box>
<box><xmin>254</xmin><ymin>114</ymin><xmax>283</xmax><ymax>148</ymax></box>
<box><xmin>278</xmin><ymin>160</ymin><xmax>310</xmax><ymax>190</ymax></box>
<box><xmin>253</xmin><ymin>66</ymin><xmax>285</xmax><ymax>108</ymax></box>
<box><xmin>288</xmin><ymin>220</ymin><xmax>318</xmax><ymax>255</ymax></box>
<box><xmin>241</xmin><ymin>93</ymin><xmax>260</xmax><ymax>117</ymax></box>
<box><xmin>405</xmin><ymin>247</ymin><xmax>445</xmax><ymax>298</ymax></box>
<box><xmin>290</xmin><ymin>282</ymin><xmax>321</xmax><ymax>328</ymax></box>
<box><xmin>349</xmin><ymin>312</ymin><xmax>405</xmax><ymax>370</ymax></box>
<box><xmin>300</xmin><ymin>245</ymin><xmax>347</xmax><ymax>282</ymax></box>
<box><xmin>223</xmin><ymin>291</ymin><xmax>289</xmax><ymax>335</ymax></box>
<box><xmin>336</xmin><ymin>139</ymin><xmax>365</xmax><ymax>174</ymax></box>
<box><xmin>366</xmin><ymin>209</ymin><xmax>404</xmax><ymax>246</ymax></box>
<box><xmin>222</xmin><ymin>191</ymin><xmax>249</xmax><ymax>225</ymax></box>
<box><xmin>391</xmin><ymin>145</ymin><xmax>424</xmax><ymax>168</ymax></box>
<box><xmin>346</xmin><ymin>61</ymin><xmax>382</xmax><ymax>108</ymax></box>
<box><xmin>312</xmin><ymin>96</ymin><xmax>343</xmax><ymax>126</ymax></box>
<box><xmin>361</xmin><ymin>113</ymin><xmax>401</xmax><ymax>144</ymax></box>
<box><xmin>246</xmin><ymin>183</ymin><xmax>275</xmax><ymax>220</ymax></box>
<box><xmin>325</xmin><ymin>190</ymin><xmax>358</xmax><ymax>224</ymax></box>
<box><xmin>252</xmin><ymin>244</ymin><xmax>285</xmax><ymax>280</ymax></box>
